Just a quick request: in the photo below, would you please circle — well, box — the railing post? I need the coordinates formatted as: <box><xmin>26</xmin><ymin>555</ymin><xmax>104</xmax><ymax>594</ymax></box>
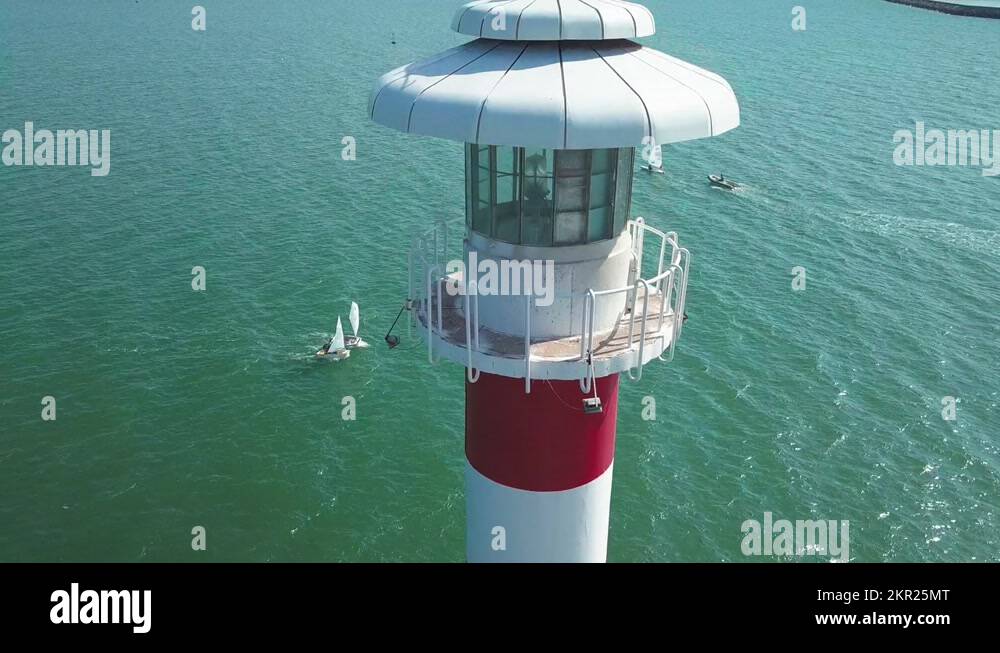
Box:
<box><xmin>465</xmin><ymin>279</ymin><xmax>481</xmax><ymax>384</ymax></box>
<box><xmin>627</xmin><ymin>279</ymin><xmax>650</xmax><ymax>381</ymax></box>
<box><xmin>659</xmin><ymin>265</ymin><xmax>679</xmax><ymax>334</ymax></box>
<box><xmin>426</xmin><ymin>265</ymin><xmax>439</xmax><ymax>364</ymax></box>
<box><xmin>473</xmin><ymin>283</ymin><xmax>480</xmax><ymax>353</ymax></box>
<box><xmin>579</xmin><ymin>290</ymin><xmax>596</xmax><ymax>394</ymax></box>
<box><xmin>627</xmin><ymin>279</ymin><xmax>639</xmax><ymax>349</ymax></box>
<box><xmin>524</xmin><ymin>294</ymin><xmax>532</xmax><ymax>394</ymax></box>
<box><xmin>676</xmin><ymin>248</ymin><xmax>690</xmax><ymax>339</ymax></box>
<box><xmin>656</xmin><ymin>236</ymin><xmax>666</xmax><ymax>293</ymax></box>
<box><xmin>408</xmin><ymin>246</ymin><xmax>414</xmax><ymax>337</ymax></box>
<box><xmin>437</xmin><ymin>276</ymin><xmax>444</xmax><ymax>343</ymax></box>
<box><xmin>661</xmin><ymin>259</ymin><xmax>687</xmax><ymax>363</ymax></box>
<box><xmin>635</xmin><ymin>217</ymin><xmax>646</xmax><ymax>275</ymax></box>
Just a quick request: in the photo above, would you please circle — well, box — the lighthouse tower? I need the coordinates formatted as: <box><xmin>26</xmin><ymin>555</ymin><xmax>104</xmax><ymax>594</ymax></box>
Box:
<box><xmin>370</xmin><ymin>0</ymin><xmax>739</xmax><ymax>562</ymax></box>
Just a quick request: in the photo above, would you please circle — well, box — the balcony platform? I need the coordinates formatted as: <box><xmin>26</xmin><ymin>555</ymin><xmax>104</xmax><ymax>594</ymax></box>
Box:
<box><xmin>414</xmin><ymin>274</ymin><xmax>678</xmax><ymax>382</ymax></box>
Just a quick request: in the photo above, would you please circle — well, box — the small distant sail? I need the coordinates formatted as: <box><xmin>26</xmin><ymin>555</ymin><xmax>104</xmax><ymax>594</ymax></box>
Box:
<box><xmin>349</xmin><ymin>302</ymin><xmax>360</xmax><ymax>338</ymax></box>
<box><xmin>331</xmin><ymin>317</ymin><xmax>346</xmax><ymax>351</ymax></box>
<box><xmin>644</xmin><ymin>144</ymin><xmax>663</xmax><ymax>169</ymax></box>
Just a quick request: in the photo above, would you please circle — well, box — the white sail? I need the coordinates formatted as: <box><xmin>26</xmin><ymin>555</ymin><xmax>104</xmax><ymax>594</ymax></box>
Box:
<box><xmin>331</xmin><ymin>317</ymin><xmax>345</xmax><ymax>351</ymax></box>
<box><xmin>644</xmin><ymin>144</ymin><xmax>663</xmax><ymax>169</ymax></box>
<box><xmin>349</xmin><ymin>302</ymin><xmax>360</xmax><ymax>337</ymax></box>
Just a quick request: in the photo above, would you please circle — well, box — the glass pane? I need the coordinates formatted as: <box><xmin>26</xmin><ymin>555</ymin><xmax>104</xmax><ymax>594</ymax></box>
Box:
<box><xmin>588</xmin><ymin>206</ymin><xmax>611</xmax><ymax>242</ymax></box>
<box><xmin>555</xmin><ymin>174</ymin><xmax>587</xmax><ymax>211</ymax></box>
<box><xmin>613</xmin><ymin>148</ymin><xmax>634</xmax><ymax>237</ymax></box>
<box><xmin>521</xmin><ymin>148</ymin><xmax>553</xmax><ymax>245</ymax></box>
<box><xmin>591</xmin><ymin>148</ymin><xmax>613</xmax><ymax>175</ymax></box>
<box><xmin>588</xmin><ymin>149</ymin><xmax>615</xmax><ymax>242</ymax></box>
<box><xmin>554</xmin><ymin>150</ymin><xmax>592</xmax><ymax>245</ymax></box>
<box><xmin>555</xmin><ymin>211</ymin><xmax>587</xmax><ymax>245</ymax></box>
<box><xmin>495</xmin><ymin>173</ymin><xmax>519</xmax><ymax>242</ymax></box>
<box><xmin>523</xmin><ymin>147</ymin><xmax>553</xmax><ymax>179</ymax></box>
<box><xmin>590</xmin><ymin>172</ymin><xmax>611</xmax><ymax>208</ymax></box>
<box><xmin>474</xmin><ymin>155</ymin><xmax>491</xmax><ymax>234</ymax></box>
<box><xmin>495</xmin><ymin>197</ymin><xmax>519</xmax><ymax>243</ymax></box>
<box><xmin>474</xmin><ymin>202</ymin><xmax>491</xmax><ymax>234</ymax></box>
<box><xmin>497</xmin><ymin>146</ymin><xmax>517</xmax><ymax>174</ymax></box>
<box><xmin>556</xmin><ymin>149</ymin><xmax>589</xmax><ymax>177</ymax></box>
<box><xmin>496</xmin><ymin>174</ymin><xmax>518</xmax><ymax>206</ymax></box>
<box><xmin>494</xmin><ymin>147</ymin><xmax>520</xmax><ymax>240</ymax></box>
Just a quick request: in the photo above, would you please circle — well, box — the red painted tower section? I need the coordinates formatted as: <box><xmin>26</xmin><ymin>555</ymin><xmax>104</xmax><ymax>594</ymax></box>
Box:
<box><xmin>466</xmin><ymin>373</ymin><xmax>619</xmax><ymax>492</ymax></box>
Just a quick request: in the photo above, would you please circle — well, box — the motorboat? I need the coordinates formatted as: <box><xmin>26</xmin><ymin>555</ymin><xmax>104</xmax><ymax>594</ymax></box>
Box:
<box><xmin>708</xmin><ymin>174</ymin><xmax>739</xmax><ymax>191</ymax></box>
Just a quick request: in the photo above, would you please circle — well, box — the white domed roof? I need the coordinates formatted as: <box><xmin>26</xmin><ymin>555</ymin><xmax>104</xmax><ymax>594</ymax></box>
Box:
<box><xmin>453</xmin><ymin>0</ymin><xmax>655</xmax><ymax>41</ymax></box>
<box><xmin>369</xmin><ymin>38</ymin><xmax>739</xmax><ymax>149</ymax></box>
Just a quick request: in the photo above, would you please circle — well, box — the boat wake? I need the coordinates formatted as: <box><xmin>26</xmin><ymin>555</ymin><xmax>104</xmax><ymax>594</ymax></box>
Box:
<box><xmin>841</xmin><ymin>210</ymin><xmax>1000</xmax><ymax>258</ymax></box>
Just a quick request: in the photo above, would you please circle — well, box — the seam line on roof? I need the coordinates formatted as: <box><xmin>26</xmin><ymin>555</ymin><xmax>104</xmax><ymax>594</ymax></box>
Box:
<box><xmin>591</xmin><ymin>45</ymin><xmax>653</xmax><ymax>145</ymax></box>
<box><xmin>515</xmin><ymin>0</ymin><xmax>541</xmax><ymax>39</ymax></box>
<box><xmin>370</xmin><ymin>44</ymin><xmax>471</xmax><ymax>121</ymax></box>
<box><xmin>577</xmin><ymin>0</ymin><xmax>605</xmax><ymax>39</ymax></box>
<box><xmin>456</xmin><ymin>0</ymin><xmax>495</xmax><ymax>33</ymax></box>
<box><xmin>619</xmin><ymin>0</ymin><xmax>655</xmax><ymax>28</ymax></box>
<box><xmin>604</xmin><ymin>0</ymin><xmax>638</xmax><ymax>37</ymax></box>
<box><xmin>643</xmin><ymin>48</ymin><xmax>733</xmax><ymax>92</ymax></box>
<box><xmin>559</xmin><ymin>43</ymin><xmax>569</xmax><ymax>148</ymax></box>
<box><xmin>476</xmin><ymin>43</ymin><xmax>530</xmax><ymax>142</ymax></box>
<box><xmin>405</xmin><ymin>41</ymin><xmax>506</xmax><ymax>133</ymax></box>
<box><xmin>625</xmin><ymin>48</ymin><xmax>715</xmax><ymax>135</ymax></box>
<box><xmin>556</xmin><ymin>0</ymin><xmax>564</xmax><ymax>40</ymax></box>
<box><xmin>483</xmin><ymin>0</ymin><xmax>522</xmax><ymax>36</ymax></box>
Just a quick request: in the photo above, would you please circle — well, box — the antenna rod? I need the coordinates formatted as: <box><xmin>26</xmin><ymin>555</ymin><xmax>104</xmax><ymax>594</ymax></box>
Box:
<box><xmin>384</xmin><ymin>303</ymin><xmax>407</xmax><ymax>348</ymax></box>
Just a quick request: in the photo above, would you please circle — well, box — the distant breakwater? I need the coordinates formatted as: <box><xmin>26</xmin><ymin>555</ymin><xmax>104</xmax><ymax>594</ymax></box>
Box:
<box><xmin>884</xmin><ymin>0</ymin><xmax>1000</xmax><ymax>17</ymax></box>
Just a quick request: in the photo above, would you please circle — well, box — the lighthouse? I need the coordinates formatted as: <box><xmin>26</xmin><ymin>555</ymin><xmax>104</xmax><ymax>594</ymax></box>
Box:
<box><xmin>370</xmin><ymin>0</ymin><xmax>739</xmax><ymax>562</ymax></box>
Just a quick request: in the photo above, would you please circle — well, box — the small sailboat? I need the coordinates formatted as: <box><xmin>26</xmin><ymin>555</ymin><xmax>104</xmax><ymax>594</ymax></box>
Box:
<box><xmin>642</xmin><ymin>144</ymin><xmax>665</xmax><ymax>174</ymax></box>
<box><xmin>316</xmin><ymin>317</ymin><xmax>350</xmax><ymax>360</ymax></box>
<box><xmin>344</xmin><ymin>301</ymin><xmax>369</xmax><ymax>350</ymax></box>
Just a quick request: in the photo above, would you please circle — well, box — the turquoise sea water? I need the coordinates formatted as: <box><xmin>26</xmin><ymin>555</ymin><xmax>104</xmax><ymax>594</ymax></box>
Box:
<box><xmin>1</xmin><ymin>0</ymin><xmax>998</xmax><ymax>562</ymax></box>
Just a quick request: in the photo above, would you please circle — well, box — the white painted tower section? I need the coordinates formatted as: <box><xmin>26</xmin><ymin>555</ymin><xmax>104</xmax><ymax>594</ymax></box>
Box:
<box><xmin>466</xmin><ymin>462</ymin><xmax>614</xmax><ymax>563</ymax></box>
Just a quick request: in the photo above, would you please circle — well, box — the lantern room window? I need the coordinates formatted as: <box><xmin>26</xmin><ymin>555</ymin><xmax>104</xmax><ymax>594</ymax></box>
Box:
<box><xmin>466</xmin><ymin>144</ymin><xmax>634</xmax><ymax>246</ymax></box>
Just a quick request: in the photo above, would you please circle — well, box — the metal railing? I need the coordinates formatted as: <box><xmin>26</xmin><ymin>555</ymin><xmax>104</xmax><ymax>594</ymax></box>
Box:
<box><xmin>577</xmin><ymin>219</ymin><xmax>689</xmax><ymax>387</ymax></box>
<box><xmin>408</xmin><ymin>219</ymin><xmax>450</xmax><ymax>367</ymax></box>
<box><xmin>408</xmin><ymin>217</ymin><xmax>689</xmax><ymax>391</ymax></box>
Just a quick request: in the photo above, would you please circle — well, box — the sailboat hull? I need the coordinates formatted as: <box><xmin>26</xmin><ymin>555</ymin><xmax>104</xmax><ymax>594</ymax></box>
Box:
<box><xmin>315</xmin><ymin>349</ymin><xmax>351</xmax><ymax>360</ymax></box>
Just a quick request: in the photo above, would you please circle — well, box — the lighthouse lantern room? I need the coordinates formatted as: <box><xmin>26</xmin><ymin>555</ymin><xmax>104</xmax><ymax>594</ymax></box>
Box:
<box><xmin>370</xmin><ymin>0</ymin><xmax>739</xmax><ymax>562</ymax></box>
